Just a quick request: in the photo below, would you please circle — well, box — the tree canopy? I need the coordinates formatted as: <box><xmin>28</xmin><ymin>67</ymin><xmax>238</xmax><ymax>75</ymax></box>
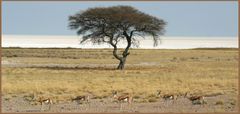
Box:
<box><xmin>69</xmin><ymin>5</ymin><xmax>166</xmax><ymax>69</ymax></box>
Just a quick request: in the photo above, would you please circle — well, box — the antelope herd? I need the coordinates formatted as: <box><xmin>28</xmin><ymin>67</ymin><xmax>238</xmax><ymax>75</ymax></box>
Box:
<box><xmin>35</xmin><ymin>90</ymin><xmax>207</xmax><ymax>111</ymax></box>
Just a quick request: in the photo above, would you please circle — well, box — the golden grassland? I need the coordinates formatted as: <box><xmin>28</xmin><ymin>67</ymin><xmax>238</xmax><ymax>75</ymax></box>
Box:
<box><xmin>1</xmin><ymin>48</ymin><xmax>238</xmax><ymax>103</ymax></box>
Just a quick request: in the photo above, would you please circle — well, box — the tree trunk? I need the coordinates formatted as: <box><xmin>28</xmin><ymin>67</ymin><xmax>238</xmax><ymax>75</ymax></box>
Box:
<box><xmin>116</xmin><ymin>31</ymin><xmax>131</xmax><ymax>70</ymax></box>
<box><xmin>117</xmin><ymin>57</ymin><xmax>127</xmax><ymax>70</ymax></box>
<box><xmin>110</xmin><ymin>31</ymin><xmax>132</xmax><ymax>70</ymax></box>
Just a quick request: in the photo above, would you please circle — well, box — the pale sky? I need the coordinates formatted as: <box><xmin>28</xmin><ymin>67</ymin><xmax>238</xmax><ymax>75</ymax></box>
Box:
<box><xmin>2</xmin><ymin>1</ymin><xmax>238</xmax><ymax>37</ymax></box>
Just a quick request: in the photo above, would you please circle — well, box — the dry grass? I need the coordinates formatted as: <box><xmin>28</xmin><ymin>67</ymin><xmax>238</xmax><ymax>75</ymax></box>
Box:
<box><xmin>2</xmin><ymin>48</ymin><xmax>238</xmax><ymax>102</ymax></box>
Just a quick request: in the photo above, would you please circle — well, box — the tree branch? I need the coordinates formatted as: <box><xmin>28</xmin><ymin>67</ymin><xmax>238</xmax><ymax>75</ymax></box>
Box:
<box><xmin>109</xmin><ymin>37</ymin><xmax>122</xmax><ymax>61</ymax></box>
<box><xmin>122</xmin><ymin>31</ymin><xmax>131</xmax><ymax>57</ymax></box>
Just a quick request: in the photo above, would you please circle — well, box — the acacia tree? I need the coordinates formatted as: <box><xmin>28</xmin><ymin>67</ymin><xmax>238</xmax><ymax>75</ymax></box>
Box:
<box><xmin>69</xmin><ymin>6</ymin><xmax>166</xmax><ymax>70</ymax></box>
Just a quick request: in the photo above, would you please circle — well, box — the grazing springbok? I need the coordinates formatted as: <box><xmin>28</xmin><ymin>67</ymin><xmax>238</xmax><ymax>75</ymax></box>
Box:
<box><xmin>72</xmin><ymin>95</ymin><xmax>90</xmax><ymax>104</ymax></box>
<box><xmin>37</xmin><ymin>96</ymin><xmax>53</xmax><ymax>111</ymax></box>
<box><xmin>184</xmin><ymin>92</ymin><xmax>206</xmax><ymax>106</ymax></box>
<box><xmin>157</xmin><ymin>90</ymin><xmax>178</xmax><ymax>102</ymax></box>
<box><xmin>112</xmin><ymin>91</ymin><xmax>133</xmax><ymax>110</ymax></box>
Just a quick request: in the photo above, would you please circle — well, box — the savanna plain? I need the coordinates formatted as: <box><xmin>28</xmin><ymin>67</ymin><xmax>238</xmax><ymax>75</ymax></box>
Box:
<box><xmin>1</xmin><ymin>48</ymin><xmax>238</xmax><ymax>113</ymax></box>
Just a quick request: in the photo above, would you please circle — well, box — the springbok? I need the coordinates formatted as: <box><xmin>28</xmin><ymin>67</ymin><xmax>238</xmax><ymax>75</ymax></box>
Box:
<box><xmin>157</xmin><ymin>90</ymin><xmax>178</xmax><ymax>101</ymax></box>
<box><xmin>72</xmin><ymin>95</ymin><xmax>90</xmax><ymax>104</ymax></box>
<box><xmin>184</xmin><ymin>92</ymin><xmax>206</xmax><ymax>106</ymax></box>
<box><xmin>37</xmin><ymin>96</ymin><xmax>53</xmax><ymax>111</ymax></box>
<box><xmin>112</xmin><ymin>91</ymin><xmax>133</xmax><ymax>110</ymax></box>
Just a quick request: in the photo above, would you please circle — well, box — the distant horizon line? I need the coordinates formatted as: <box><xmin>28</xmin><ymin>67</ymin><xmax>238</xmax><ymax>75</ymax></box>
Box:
<box><xmin>2</xmin><ymin>47</ymin><xmax>238</xmax><ymax>50</ymax></box>
<box><xmin>2</xmin><ymin>34</ymin><xmax>238</xmax><ymax>38</ymax></box>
